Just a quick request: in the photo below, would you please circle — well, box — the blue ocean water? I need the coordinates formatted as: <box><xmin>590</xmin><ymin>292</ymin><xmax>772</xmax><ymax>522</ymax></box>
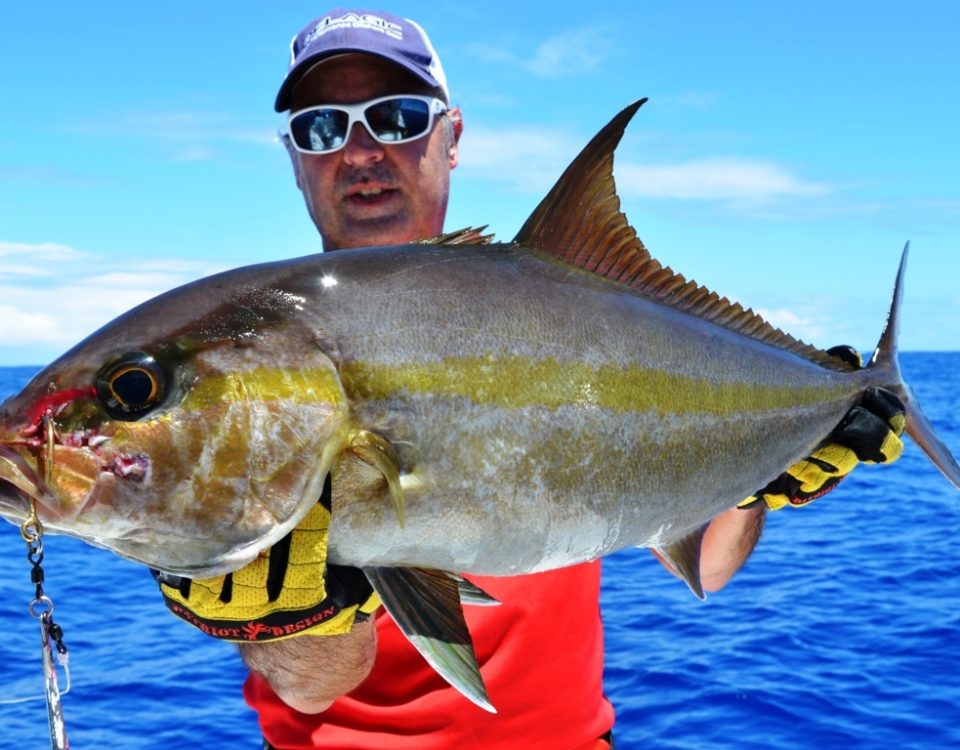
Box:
<box><xmin>1</xmin><ymin>354</ymin><xmax>958</xmax><ymax>749</ymax></box>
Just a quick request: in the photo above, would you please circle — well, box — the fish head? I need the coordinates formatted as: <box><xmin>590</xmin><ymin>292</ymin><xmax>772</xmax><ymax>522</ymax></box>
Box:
<box><xmin>0</xmin><ymin>274</ymin><xmax>351</xmax><ymax>576</ymax></box>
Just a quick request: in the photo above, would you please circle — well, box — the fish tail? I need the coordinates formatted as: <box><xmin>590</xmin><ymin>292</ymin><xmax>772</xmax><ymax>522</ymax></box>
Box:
<box><xmin>866</xmin><ymin>243</ymin><xmax>960</xmax><ymax>491</ymax></box>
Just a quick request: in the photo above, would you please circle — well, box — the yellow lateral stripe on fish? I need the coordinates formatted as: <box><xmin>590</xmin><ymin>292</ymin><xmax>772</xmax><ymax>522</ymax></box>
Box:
<box><xmin>343</xmin><ymin>355</ymin><xmax>846</xmax><ymax>415</ymax></box>
<box><xmin>183</xmin><ymin>366</ymin><xmax>347</xmax><ymax>409</ymax></box>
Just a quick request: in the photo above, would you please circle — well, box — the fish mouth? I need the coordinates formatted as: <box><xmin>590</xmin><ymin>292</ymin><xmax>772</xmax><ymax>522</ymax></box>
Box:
<box><xmin>0</xmin><ymin>443</ymin><xmax>47</xmax><ymax>524</ymax></box>
<box><xmin>0</xmin><ymin>444</ymin><xmax>42</xmax><ymax>494</ymax></box>
<box><xmin>0</xmin><ymin>426</ymin><xmax>150</xmax><ymax>523</ymax></box>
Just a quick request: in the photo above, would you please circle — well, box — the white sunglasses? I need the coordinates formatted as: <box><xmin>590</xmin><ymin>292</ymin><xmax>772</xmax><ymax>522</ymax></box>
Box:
<box><xmin>287</xmin><ymin>94</ymin><xmax>448</xmax><ymax>154</ymax></box>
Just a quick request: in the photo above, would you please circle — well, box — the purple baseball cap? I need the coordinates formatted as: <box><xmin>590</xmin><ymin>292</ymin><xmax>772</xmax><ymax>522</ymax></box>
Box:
<box><xmin>275</xmin><ymin>9</ymin><xmax>450</xmax><ymax>112</ymax></box>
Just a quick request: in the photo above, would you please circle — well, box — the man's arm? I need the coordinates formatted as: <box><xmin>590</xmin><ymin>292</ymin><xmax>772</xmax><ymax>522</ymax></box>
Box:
<box><xmin>238</xmin><ymin>618</ymin><xmax>377</xmax><ymax>714</ymax></box>
<box><xmin>699</xmin><ymin>504</ymin><xmax>765</xmax><ymax>592</ymax></box>
<box><xmin>155</xmin><ymin>484</ymin><xmax>382</xmax><ymax>714</ymax></box>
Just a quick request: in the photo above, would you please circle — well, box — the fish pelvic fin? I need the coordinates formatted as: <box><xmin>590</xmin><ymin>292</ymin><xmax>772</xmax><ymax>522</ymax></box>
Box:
<box><xmin>513</xmin><ymin>98</ymin><xmax>853</xmax><ymax>372</ymax></box>
<box><xmin>655</xmin><ymin>526</ymin><xmax>707</xmax><ymax>600</ymax></box>
<box><xmin>362</xmin><ymin>566</ymin><xmax>496</xmax><ymax>713</ymax></box>
<box><xmin>453</xmin><ymin>575</ymin><xmax>501</xmax><ymax>607</ymax></box>
<box><xmin>347</xmin><ymin>429</ymin><xmax>406</xmax><ymax>527</ymax></box>
<box><xmin>868</xmin><ymin>244</ymin><xmax>960</xmax><ymax>491</ymax></box>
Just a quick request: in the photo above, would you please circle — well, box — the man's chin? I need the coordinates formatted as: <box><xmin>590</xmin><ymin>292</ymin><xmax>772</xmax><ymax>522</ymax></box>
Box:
<box><xmin>332</xmin><ymin>213</ymin><xmax>415</xmax><ymax>250</ymax></box>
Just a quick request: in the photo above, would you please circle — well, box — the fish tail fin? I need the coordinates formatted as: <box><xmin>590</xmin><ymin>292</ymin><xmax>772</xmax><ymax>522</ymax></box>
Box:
<box><xmin>865</xmin><ymin>243</ymin><xmax>907</xmax><ymax>382</ymax></box>
<box><xmin>867</xmin><ymin>243</ymin><xmax>960</xmax><ymax>491</ymax></box>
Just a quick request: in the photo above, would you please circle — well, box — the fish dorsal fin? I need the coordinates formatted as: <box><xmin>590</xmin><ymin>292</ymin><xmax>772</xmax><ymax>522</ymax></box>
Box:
<box><xmin>418</xmin><ymin>226</ymin><xmax>495</xmax><ymax>246</ymax></box>
<box><xmin>514</xmin><ymin>99</ymin><xmax>649</xmax><ymax>269</ymax></box>
<box><xmin>514</xmin><ymin>99</ymin><xmax>854</xmax><ymax>371</ymax></box>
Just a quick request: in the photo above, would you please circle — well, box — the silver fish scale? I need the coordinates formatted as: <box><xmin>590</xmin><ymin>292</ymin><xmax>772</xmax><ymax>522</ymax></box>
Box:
<box><xmin>313</xmin><ymin>244</ymin><xmax>864</xmax><ymax>574</ymax></box>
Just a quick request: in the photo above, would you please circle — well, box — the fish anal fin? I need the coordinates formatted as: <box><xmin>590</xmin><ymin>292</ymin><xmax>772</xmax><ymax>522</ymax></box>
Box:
<box><xmin>514</xmin><ymin>98</ymin><xmax>855</xmax><ymax>372</ymax></box>
<box><xmin>656</xmin><ymin>526</ymin><xmax>708</xmax><ymax>600</ymax></box>
<box><xmin>363</xmin><ymin>566</ymin><xmax>495</xmax><ymax>713</ymax></box>
<box><xmin>347</xmin><ymin>429</ymin><xmax>406</xmax><ymax>527</ymax></box>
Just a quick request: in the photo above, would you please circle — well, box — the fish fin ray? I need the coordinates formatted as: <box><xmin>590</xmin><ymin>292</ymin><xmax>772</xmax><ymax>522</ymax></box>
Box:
<box><xmin>656</xmin><ymin>526</ymin><xmax>707</xmax><ymax>600</ymax></box>
<box><xmin>513</xmin><ymin>98</ymin><xmax>854</xmax><ymax>371</ymax></box>
<box><xmin>347</xmin><ymin>430</ymin><xmax>406</xmax><ymax>527</ymax></box>
<box><xmin>362</xmin><ymin>566</ymin><xmax>495</xmax><ymax>713</ymax></box>
<box><xmin>453</xmin><ymin>575</ymin><xmax>501</xmax><ymax>607</ymax></box>
<box><xmin>418</xmin><ymin>226</ymin><xmax>496</xmax><ymax>246</ymax></box>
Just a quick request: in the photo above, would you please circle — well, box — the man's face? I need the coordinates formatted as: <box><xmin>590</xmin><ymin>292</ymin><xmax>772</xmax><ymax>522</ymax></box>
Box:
<box><xmin>286</xmin><ymin>54</ymin><xmax>460</xmax><ymax>251</ymax></box>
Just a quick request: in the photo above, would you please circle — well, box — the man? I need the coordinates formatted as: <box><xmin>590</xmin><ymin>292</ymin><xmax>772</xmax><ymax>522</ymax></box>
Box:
<box><xmin>158</xmin><ymin>9</ymin><xmax>905</xmax><ymax>749</ymax></box>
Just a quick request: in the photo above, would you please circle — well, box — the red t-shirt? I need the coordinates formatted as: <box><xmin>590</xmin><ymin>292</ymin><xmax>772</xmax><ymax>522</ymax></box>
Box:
<box><xmin>245</xmin><ymin>561</ymin><xmax>614</xmax><ymax>749</ymax></box>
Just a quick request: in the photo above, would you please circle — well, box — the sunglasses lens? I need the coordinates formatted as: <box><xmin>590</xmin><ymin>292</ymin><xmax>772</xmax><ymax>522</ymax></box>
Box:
<box><xmin>288</xmin><ymin>98</ymin><xmax>442</xmax><ymax>153</ymax></box>
<box><xmin>290</xmin><ymin>108</ymin><xmax>350</xmax><ymax>152</ymax></box>
<box><xmin>365</xmin><ymin>98</ymin><xmax>433</xmax><ymax>142</ymax></box>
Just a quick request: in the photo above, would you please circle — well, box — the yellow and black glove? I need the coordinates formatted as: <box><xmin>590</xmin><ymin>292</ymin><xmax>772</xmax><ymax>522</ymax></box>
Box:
<box><xmin>154</xmin><ymin>476</ymin><xmax>379</xmax><ymax>642</ymax></box>
<box><xmin>740</xmin><ymin>346</ymin><xmax>906</xmax><ymax>511</ymax></box>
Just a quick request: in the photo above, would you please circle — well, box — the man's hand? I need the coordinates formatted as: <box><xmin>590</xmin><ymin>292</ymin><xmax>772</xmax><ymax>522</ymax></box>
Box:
<box><xmin>154</xmin><ymin>477</ymin><xmax>379</xmax><ymax>642</ymax></box>
<box><xmin>740</xmin><ymin>346</ymin><xmax>906</xmax><ymax>511</ymax></box>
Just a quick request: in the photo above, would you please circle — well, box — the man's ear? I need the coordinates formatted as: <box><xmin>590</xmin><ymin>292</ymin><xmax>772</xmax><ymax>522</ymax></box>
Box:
<box><xmin>281</xmin><ymin>132</ymin><xmax>304</xmax><ymax>191</ymax></box>
<box><xmin>447</xmin><ymin>107</ymin><xmax>463</xmax><ymax>169</ymax></box>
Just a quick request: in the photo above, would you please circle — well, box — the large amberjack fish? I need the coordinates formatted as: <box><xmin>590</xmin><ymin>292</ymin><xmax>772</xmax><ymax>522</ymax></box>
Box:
<box><xmin>1</xmin><ymin>100</ymin><xmax>958</xmax><ymax>711</ymax></box>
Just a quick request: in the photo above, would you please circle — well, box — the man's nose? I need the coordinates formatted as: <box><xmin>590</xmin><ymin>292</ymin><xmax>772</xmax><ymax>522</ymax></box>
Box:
<box><xmin>342</xmin><ymin>122</ymin><xmax>384</xmax><ymax>165</ymax></box>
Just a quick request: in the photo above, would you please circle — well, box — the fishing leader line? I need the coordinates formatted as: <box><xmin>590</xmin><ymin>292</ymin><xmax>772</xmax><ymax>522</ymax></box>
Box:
<box><xmin>0</xmin><ymin>413</ymin><xmax>72</xmax><ymax>750</ymax></box>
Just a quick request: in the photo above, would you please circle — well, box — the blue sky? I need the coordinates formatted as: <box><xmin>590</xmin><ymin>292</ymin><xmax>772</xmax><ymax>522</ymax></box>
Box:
<box><xmin>1</xmin><ymin>1</ymin><xmax>957</xmax><ymax>365</ymax></box>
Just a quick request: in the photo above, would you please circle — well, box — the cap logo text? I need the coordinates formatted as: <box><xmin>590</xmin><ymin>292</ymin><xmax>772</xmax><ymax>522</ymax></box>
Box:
<box><xmin>303</xmin><ymin>12</ymin><xmax>403</xmax><ymax>47</ymax></box>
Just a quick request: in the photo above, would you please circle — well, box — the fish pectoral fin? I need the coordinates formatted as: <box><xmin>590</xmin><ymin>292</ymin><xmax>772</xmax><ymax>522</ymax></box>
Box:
<box><xmin>655</xmin><ymin>526</ymin><xmax>707</xmax><ymax>600</ymax></box>
<box><xmin>362</xmin><ymin>566</ymin><xmax>495</xmax><ymax>713</ymax></box>
<box><xmin>347</xmin><ymin>429</ymin><xmax>406</xmax><ymax>527</ymax></box>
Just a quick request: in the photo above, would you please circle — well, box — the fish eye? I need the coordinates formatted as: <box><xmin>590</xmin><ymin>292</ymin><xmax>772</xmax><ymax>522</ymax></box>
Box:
<box><xmin>96</xmin><ymin>354</ymin><xmax>167</xmax><ymax>419</ymax></box>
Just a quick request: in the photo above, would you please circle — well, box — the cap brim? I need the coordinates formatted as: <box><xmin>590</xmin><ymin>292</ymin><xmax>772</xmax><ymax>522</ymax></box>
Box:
<box><xmin>274</xmin><ymin>50</ymin><xmax>445</xmax><ymax>112</ymax></box>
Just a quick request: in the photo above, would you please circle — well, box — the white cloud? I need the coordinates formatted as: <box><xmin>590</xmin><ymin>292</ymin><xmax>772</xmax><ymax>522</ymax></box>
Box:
<box><xmin>522</xmin><ymin>28</ymin><xmax>616</xmax><ymax>77</ymax></box>
<box><xmin>0</xmin><ymin>166</ymin><xmax>95</xmax><ymax>185</ymax></box>
<box><xmin>755</xmin><ymin>307</ymin><xmax>828</xmax><ymax>346</ymax></box>
<box><xmin>0</xmin><ymin>264</ymin><xmax>51</xmax><ymax>279</ymax></box>
<box><xmin>671</xmin><ymin>92</ymin><xmax>721</xmax><ymax>109</ymax></box>
<box><xmin>58</xmin><ymin>110</ymin><xmax>278</xmax><ymax>161</ymax></box>
<box><xmin>467</xmin><ymin>27</ymin><xmax>617</xmax><ymax>79</ymax></box>
<box><xmin>0</xmin><ymin>241</ymin><xmax>223</xmax><ymax>358</ymax></box>
<box><xmin>460</xmin><ymin>124</ymin><xmax>831</xmax><ymax>206</ymax></box>
<box><xmin>172</xmin><ymin>145</ymin><xmax>218</xmax><ymax>162</ymax></box>
<box><xmin>0</xmin><ymin>306</ymin><xmax>62</xmax><ymax>343</ymax></box>
<box><xmin>617</xmin><ymin>158</ymin><xmax>831</xmax><ymax>201</ymax></box>
<box><xmin>458</xmin><ymin>126</ymin><xmax>582</xmax><ymax>192</ymax></box>
<box><xmin>123</xmin><ymin>111</ymin><xmax>230</xmax><ymax>130</ymax></box>
<box><xmin>0</xmin><ymin>241</ymin><xmax>90</xmax><ymax>261</ymax></box>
